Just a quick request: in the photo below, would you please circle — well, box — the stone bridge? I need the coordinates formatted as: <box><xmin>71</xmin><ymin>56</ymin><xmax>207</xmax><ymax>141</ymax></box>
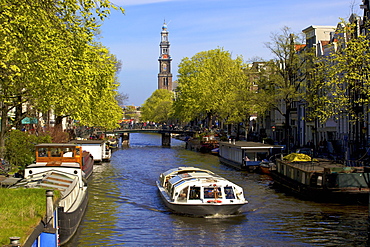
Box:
<box><xmin>97</xmin><ymin>128</ymin><xmax>196</xmax><ymax>146</ymax></box>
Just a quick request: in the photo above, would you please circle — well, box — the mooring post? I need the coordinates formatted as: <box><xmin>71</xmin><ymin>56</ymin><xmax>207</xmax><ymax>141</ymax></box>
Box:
<box><xmin>46</xmin><ymin>190</ymin><xmax>54</xmax><ymax>228</ymax></box>
<box><xmin>9</xmin><ymin>236</ymin><xmax>20</xmax><ymax>246</ymax></box>
<box><xmin>162</xmin><ymin>132</ymin><xmax>171</xmax><ymax>147</ymax></box>
<box><xmin>121</xmin><ymin>133</ymin><xmax>130</xmax><ymax>146</ymax></box>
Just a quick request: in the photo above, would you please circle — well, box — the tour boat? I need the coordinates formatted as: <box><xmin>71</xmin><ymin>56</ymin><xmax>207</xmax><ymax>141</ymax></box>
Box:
<box><xmin>156</xmin><ymin>167</ymin><xmax>248</xmax><ymax>216</ymax></box>
<box><xmin>12</xmin><ymin>143</ymin><xmax>92</xmax><ymax>245</ymax></box>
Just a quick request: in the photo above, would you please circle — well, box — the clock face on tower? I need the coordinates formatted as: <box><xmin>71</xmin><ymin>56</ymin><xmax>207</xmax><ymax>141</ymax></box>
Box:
<box><xmin>162</xmin><ymin>54</ymin><xmax>168</xmax><ymax>59</ymax></box>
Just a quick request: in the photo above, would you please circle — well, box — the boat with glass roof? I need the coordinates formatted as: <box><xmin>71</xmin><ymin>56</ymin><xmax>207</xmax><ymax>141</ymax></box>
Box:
<box><xmin>156</xmin><ymin>167</ymin><xmax>248</xmax><ymax>216</ymax></box>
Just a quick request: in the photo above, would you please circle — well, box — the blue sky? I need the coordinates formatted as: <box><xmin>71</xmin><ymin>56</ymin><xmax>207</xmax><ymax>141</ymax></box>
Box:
<box><xmin>99</xmin><ymin>0</ymin><xmax>362</xmax><ymax>106</ymax></box>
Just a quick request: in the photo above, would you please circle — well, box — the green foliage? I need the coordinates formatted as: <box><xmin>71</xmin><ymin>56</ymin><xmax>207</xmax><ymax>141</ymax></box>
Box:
<box><xmin>261</xmin><ymin>27</ymin><xmax>314</xmax><ymax>118</ymax></box>
<box><xmin>4</xmin><ymin>130</ymin><xmax>51</xmax><ymax>171</ymax></box>
<box><xmin>174</xmin><ymin>48</ymin><xmax>251</xmax><ymax>126</ymax></box>
<box><xmin>141</xmin><ymin>89</ymin><xmax>174</xmax><ymax>123</ymax></box>
<box><xmin>308</xmin><ymin>21</ymin><xmax>370</xmax><ymax>122</ymax></box>
<box><xmin>0</xmin><ymin>0</ymin><xmax>125</xmax><ymax>148</ymax></box>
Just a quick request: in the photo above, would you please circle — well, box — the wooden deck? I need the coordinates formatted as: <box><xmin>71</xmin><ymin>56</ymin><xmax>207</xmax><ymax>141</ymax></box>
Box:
<box><xmin>279</xmin><ymin>159</ymin><xmax>361</xmax><ymax>173</ymax></box>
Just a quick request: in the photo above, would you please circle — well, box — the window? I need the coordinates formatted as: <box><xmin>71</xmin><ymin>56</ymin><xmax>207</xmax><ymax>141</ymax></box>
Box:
<box><xmin>38</xmin><ymin>148</ymin><xmax>48</xmax><ymax>157</ymax></box>
<box><xmin>189</xmin><ymin>187</ymin><xmax>200</xmax><ymax>200</ymax></box>
<box><xmin>177</xmin><ymin>187</ymin><xmax>188</xmax><ymax>202</ymax></box>
<box><xmin>50</xmin><ymin>148</ymin><xmax>62</xmax><ymax>157</ymax></box>
<box><xmin>62</xmin><ymin>148</ymin><xmax>74</xmax><ymax>157</ymax></box>
<box><xmin>204</xmin><ymin>187</ymin><xmax>221</xmax><ymax>199</ymax></box>
<box><xmin>224</xmin><ymin>187</ymin><xmax>235</xmax><ymax>199</ymax></box>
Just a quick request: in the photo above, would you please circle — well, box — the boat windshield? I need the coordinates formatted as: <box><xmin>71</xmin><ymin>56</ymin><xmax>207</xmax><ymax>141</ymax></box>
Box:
<box><xmin>204</xmin><ymin>187</ymin><xmax>221</xmax><ymax>199</ymax></box>
<box><xmin>177</xmin><ymin>186</ymin><xmax>188</xmax><ymax>202</ymax></box>
<box><xmin>224</xmin><ymin>186</ymin><xmax>235</xmax><ymax>199</ymax></box>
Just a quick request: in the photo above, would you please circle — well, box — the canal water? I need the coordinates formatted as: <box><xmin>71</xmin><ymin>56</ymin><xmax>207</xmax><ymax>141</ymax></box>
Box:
<box><xmin>66</xmin><ymin>133</ymin><xmax>369</xmax><ymax>246</ymax></box>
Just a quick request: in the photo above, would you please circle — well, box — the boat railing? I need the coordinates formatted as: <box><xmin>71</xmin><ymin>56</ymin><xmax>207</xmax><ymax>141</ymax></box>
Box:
<box><xmin>345</xmin><ymin>160</ymin><xmax>365</xmax><ymax>167</ymax></box>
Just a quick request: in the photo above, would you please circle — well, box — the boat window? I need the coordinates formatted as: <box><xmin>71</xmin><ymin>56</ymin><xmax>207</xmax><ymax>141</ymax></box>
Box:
<box><xmin>169</xmin><ymin>176</ymin><xmax>183</xmax><ymax>186</ymax></box>
<box><xmin>38</xmin><ymin>148</ymin><xmax>48</xmax><ymax>157</ymax></box>
<box><xmin>62</xmin><ymin>148</ymin><xmax>74</xmax><ymax>157</ymax></box>
<box><xmin>189</xmin><ymin>187</ymin><xmax>200</xmax><ymax>200</ymax></box>
<box><xmin>76</xmin><ymin>147</ymin><xmax>81</xmax><ymax>155</ymax></box>
<box><xmin>50</xmin><ymin>148</ymin><xmax>62</xmax><ymax>157</ymax></box>
<box><xmin>204</xmin><ymin>187</ymin><xmax>221</xmax><ymax>199</ymax></box>
<box><xmin>224</xmin><ymin>187</ymin><xmax>235</xmax><ymax>199</ymax></box>
<box><xmin>177</xmin><ymin>187</ymin><xmax>188</xmax><ymax>202</ymax></box>
<box><xmin>171</xmin><ymin>180</ymin><xmax>187</xmax><ymax>198</ymax></box>
<box><xmin>257</xmin><ymin>152</ymin><xmax>268</xmax><ymax>160</ymax></box>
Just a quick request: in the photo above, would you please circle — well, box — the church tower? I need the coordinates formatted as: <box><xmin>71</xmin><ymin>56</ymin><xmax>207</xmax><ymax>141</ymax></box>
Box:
<box><xmin>158</xmin><ymin>22</ymin><xmax>173</xmax><ymax>90</ymax></box>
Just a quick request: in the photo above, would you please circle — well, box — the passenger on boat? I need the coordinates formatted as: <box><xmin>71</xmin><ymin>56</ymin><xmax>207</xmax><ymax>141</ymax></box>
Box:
<box><xmin>178</xmin><ymin>187</ymin><xmax>188</xmax><ymax>201</ymax></box>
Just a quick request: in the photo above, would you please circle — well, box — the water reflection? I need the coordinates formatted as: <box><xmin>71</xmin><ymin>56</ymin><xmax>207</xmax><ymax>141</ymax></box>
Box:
<box><xmin>170</xmin><ymin>214</ymin><xmax>247</xmax><ymax>246</ymax></box>
<box><xmin>65</xmin><ymin>133</ymin><xmax>369</xmax><ymax>246</ymax></box>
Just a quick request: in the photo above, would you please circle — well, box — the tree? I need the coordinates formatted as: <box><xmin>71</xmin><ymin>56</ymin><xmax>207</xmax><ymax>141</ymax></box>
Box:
<box><xmin>116</xmin><ymin>92</ymin><xmax>129</xmax><ymax>107</ymax></box>
<box><xmin>261</xmin><ymin>26</ymin><xmax>315</xmax><ymax>151</ymax></box>
<box><xmin>141</xmin><ymin>89</ymin><xmax>174</xmax><ymax>123</ymax></box>
<box><xmin>174</xmin><ymin>48</ymin><xmax>250</xmax><ymax>128</ymax></box>
<box><xmin>0</xmin><ymin>0</ymin><xmax>124</xmax><ymax>152</ymax></box>
<box><xmin>309</xmin><ymin>22</ymin><xmax>370</xmax><ymax>121</ymax></box>
<box><xmin>307</xmin><ymin>21</ymin><xmax>370</xmax><ymax>157</ymax></box>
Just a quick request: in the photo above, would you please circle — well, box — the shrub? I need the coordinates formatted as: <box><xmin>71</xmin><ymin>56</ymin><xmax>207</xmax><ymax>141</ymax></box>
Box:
<box><xmin>5</xmin><ymin>130</ymin><xmax>52</xmax><ymax>171</ymax></box>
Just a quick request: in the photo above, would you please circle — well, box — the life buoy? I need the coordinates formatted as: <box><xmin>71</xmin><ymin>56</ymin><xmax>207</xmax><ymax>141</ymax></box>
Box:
<box><xmin>207</xmin><ymin>200</ymin><xmax>222</xmax><ymax>203</ymax></box>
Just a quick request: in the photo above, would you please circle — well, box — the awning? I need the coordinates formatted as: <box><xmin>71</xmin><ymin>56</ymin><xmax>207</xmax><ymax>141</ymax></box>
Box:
<box><xmin>21</xmin><ymin>117</ymin><xmax>38</xmax><ymax>124</ymax></box>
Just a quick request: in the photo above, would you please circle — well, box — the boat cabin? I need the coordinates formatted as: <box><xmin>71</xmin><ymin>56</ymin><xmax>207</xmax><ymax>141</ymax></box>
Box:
<box><xmin>160</xmin><ymin>168</ymin><xmax>243</xmax><ymax>203</ymax></box>
<box><xmin>35</xmin><ymin>143</ymin><xmax>85</xmax><ymax>168</ymax></box>
<box><xmin>70</xmin><ymin>140</ymin><xmax>111</xmax><ymax>162</ymax></box>
<box><xmin>219</xmin><ymin>141</ymin><xmax>283</xmax><ymax>170</ymax></box>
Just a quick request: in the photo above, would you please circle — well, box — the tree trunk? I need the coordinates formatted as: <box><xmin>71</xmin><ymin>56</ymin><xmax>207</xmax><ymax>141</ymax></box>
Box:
<box><xmin>55</xmin><ymin>115</ymin><xmax>64</xmax><ymax>131</ymax></box>
<box><xmin>0</xmin><ymin>103</ymin><xmax>9</xmax><ymax>157</ymax></box>
<box><xmin>285</xmin><ymin>103</ymin><xmax>292</xmax><ymax>154</ymax></box>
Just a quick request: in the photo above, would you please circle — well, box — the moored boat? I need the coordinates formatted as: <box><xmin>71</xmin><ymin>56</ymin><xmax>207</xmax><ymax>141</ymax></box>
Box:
<box><xmin>31</xmin><ymin>143</ymin><xmax>94</xmax><ymax>179</ymax></box>
<box><xmin>218</xmin><ymin>141</ymin><xmax>283</xmax><ymax>171</ymax></box>
<box><xmin>156</xmin><ymin>167</ymin><xmax>248</xmax><ymax>216</ymax></box>
<box><xmin>258</xmin><ymin>160</ymin><xmax>276</xmax><ymax>174</ymax></box>
<box><xmin>70</xmin><ymin>140</ymin><xmax>111</xmax><ymax>162</ymax></box>
<box><xmin>12</xmin><ymin>143</ymin><xmax>90</xmax><ymax>245</ymax></box>
<box><xmin>270</xmin><ymin>153</ymin><xmax>370</xmax><ymax>204</ymax></box>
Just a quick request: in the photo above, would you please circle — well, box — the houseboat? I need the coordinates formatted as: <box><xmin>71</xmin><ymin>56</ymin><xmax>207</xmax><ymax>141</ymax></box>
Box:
<box><xmin>12</xmin><ymin>143</ymin><xmax>90</xmax><ymax>245</ymax></box>
<box><xmin>218</xmin><ymin>141</ymin><xmax>283</xmax><ymax>171</ymax></box>
<box><xmin>270</xmin><ymin>154</ymin><xmax>370</xmax><ymax>204</ymax></box>
<box><xmin>31</xmin><ymin>143</ymin><xmax>94</xmax><ymax>179</ymax></box>
<box><xmin>156</xmin><ymin>167</ymin><xmax>248</xmax><ymax>216</ymax></box>
<box><xmin>71</xmin><ymin>140</ymin><xmax>111</xmax><ymax>162</ymax></box>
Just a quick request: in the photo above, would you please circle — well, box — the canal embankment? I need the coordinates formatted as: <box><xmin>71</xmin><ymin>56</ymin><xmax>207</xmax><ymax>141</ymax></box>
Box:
<box><xmin>0</xmin><ymin>183</ymin><xmax>60</xmax><ymax>247</ymax></box>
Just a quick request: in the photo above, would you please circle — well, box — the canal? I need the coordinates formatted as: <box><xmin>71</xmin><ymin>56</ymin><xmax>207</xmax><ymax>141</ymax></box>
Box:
<box><xmin>66</xmin><ymin>133</ymin><xmax>369</xmax><ymax>246</ymax></box>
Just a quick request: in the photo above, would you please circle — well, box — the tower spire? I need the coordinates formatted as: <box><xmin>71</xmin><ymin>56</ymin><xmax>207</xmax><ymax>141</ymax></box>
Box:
<box><xmin>158</xmin><ymin>21</ymin><xmax>172</xmax><ymax>90</ymax></box>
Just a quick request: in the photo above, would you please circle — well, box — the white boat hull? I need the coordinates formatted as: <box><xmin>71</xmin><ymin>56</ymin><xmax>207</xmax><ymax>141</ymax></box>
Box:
<box><xmin>58</xmin><ymin>186</ymin><xmax>88</xmax><ymax>245</ymax></box>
